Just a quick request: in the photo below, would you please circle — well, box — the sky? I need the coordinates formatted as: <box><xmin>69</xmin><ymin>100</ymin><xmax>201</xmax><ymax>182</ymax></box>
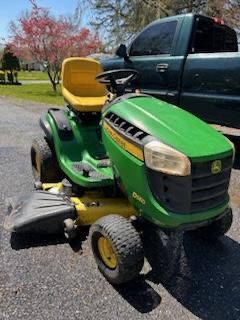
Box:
<box><xmin>0</xmin><ymin>0</ymin><xmax>89</xmax><ymax>42</ymax></box>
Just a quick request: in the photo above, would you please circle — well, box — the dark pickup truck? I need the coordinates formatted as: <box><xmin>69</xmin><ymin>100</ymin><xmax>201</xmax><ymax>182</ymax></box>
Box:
<box><xmin>101</xmin><ymin>13</ymin><xmax>240</xmax><ymax>141</ymax></box>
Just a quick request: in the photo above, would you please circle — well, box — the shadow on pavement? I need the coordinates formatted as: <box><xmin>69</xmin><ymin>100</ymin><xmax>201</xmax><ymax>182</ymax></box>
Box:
<box><xmin>10</xmin><ymin>232</ymin><xmax>66</xmax><ymax>250</ymax></box>
<box><xmin>114</xmin><ymin>277</ymin><xmax>161</xmax><ymax>313</ymax></box>
<box><xmin>10</xmin><ymin>227</ymin><xmax>88</xmax><ymax>252</ymax></box>
<box><xmin>69</xmin><ymin>227</ymin><xmax>89</xmax><ymax>253</ymax></box>
<box><xmin>143</xmin><ymin>227</ymin><xmax>240</xmax><ymax>320</ymax></box>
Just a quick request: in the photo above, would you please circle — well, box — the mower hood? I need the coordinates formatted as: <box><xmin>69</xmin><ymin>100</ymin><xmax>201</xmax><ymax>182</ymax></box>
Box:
<box><xmin>104</xmin><ymin>95</ymin><xmax>233</xmax><ymax>160</ymax></box>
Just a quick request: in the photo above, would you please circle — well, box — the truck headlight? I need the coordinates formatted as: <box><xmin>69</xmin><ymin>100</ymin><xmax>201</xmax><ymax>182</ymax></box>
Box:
<box><xmin>144</xmin><ymin>140</ymin><xmax>191</xmax><ymax>176</ymax></box>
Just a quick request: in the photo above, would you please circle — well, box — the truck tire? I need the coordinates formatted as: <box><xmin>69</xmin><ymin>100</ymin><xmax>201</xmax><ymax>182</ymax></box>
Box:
<box><xmin>31</xmin><ymin>136</ymin><xmax>62</xmax><ymax>183</ymax></box>
<box><xmin>89</xmin><ymin>214</ymin><xmax>144</xmax><ymax>284</ymax></box>
<box><xmin>193</xmin><ymin>209</ymin><xmax>233</xmax><ymax>241</ymax></box>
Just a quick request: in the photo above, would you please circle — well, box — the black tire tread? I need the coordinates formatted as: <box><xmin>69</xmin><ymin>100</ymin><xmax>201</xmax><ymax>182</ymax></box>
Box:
<box><xmin>31</xmin><ymin>136</ymin><xmax>62</xmax><ymax>183</ymax></box>
<box><xmin>193</xmin><ymin>209</ymin><xmax>233</xmax><ymax>241</ymax></box>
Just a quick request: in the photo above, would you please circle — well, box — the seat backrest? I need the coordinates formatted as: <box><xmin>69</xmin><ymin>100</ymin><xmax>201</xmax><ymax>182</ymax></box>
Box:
<box><xmin>61</xmin><ymin>57</ymin><xmax>108</xmax><ymax>98</ymax></box>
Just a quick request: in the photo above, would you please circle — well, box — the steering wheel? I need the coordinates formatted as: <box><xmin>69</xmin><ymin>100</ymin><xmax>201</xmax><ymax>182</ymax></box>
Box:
<box><xmin>96</xmin><ymin>69</ymin><xmax>139</xmax><ymax>96</ymax></box>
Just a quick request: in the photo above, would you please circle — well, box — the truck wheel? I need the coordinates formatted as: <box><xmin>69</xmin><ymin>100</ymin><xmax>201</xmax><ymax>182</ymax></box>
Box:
<box><xmin>193</xmin><ymin>209</ymin><xmax>233</xmax><ymax>241</ymax></box>
<box><xmin>31</xmin><ymin>137</ymin><xmax>62</xmax><ymax>183</ymax></box>
<box><xmin>89</xmin><ymin>214</ymin><xmax>144</xmax><ymax>284</ymax></box>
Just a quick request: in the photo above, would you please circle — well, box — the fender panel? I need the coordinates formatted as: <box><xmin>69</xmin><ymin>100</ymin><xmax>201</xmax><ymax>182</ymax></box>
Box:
<box><xmin>39</xmin><ymin>113</ymin><xmax>53</xmax><ymax>143</ymax></box>
<box><xmin>48</xmin><ymin>108</ymin><xmax>73</xmax><ymax>140</ymax></box>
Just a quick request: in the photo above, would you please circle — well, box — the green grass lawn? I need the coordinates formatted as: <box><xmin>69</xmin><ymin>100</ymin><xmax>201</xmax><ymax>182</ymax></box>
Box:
<box><xmin>0</xmin><ymin>83</ymin><xmax>63</xmax><ymax>105</ymax></box>
<box><xmin>18</xmin><ymin>71</ymin><xmax>49</xmax><ymax>81</ymax></box>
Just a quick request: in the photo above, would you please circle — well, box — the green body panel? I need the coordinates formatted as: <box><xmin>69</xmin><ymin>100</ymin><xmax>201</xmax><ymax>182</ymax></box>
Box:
<box><xmin>106</xmin><ymin>96</ymin><xmax>233</xmax><ymax>160</ymax></box>
<box><xmin>102</xmin><ymin>120</ymin><xmax>229</xmax><ymax>228</ymax></box>
<box><xmin>102</xmin><ymin>13</ymin><xmax>240</xmax><ymax>129</ymax></box>
<box><xmin>46</xmin><ymin>110</ymin><xmax>114</xmax><ymax>188</ymax></box>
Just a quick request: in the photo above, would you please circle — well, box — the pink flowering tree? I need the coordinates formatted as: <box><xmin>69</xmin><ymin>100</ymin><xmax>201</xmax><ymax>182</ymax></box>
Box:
<box><xmin>9</xmin><ymin>0</ymin><xmax>101</xmax><ymax>91</ymax></box>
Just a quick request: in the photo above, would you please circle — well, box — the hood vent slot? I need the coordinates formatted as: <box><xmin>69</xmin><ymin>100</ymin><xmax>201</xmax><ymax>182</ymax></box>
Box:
<box><xmin>105</xmin><ymin>112</ymin><xmax>148</xmax><ymax>143</ymax></box>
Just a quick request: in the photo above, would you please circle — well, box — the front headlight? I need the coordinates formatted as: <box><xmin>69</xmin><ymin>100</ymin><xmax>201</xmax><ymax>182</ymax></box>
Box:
<box><xmin>144</xmin><ymin>140</ymin><xmax>191</xmax><ymax>176</ymax></box>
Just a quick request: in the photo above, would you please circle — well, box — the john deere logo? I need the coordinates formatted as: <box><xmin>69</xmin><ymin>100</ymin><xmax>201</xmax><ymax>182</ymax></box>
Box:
<box><xmin>211</xmin><ymin>160</ymin><xmax>222</xmax><ymax>174</ymax></box>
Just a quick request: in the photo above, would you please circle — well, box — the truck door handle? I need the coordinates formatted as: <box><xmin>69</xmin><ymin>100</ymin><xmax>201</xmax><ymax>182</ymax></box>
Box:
<box><xmin>156</xmin><ymin>63</ymin><xmax>169</xmax><ymax>73</ymax></box>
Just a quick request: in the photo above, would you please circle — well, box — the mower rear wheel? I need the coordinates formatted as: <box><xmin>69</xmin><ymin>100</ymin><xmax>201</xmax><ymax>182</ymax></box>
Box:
<box><xmin>89</xmin><ymin>214</ymin><xmax>144</xmax><ymax>284</ymax></box>
<box><xmin>31</xmin><ymin>136</ymin><xmax>62</xmax><ymax>183</ymax></box>
<box><xmin>193</xmin><ymin>209</ymin><xmax>233</xmax><ymax>241</ymax></box>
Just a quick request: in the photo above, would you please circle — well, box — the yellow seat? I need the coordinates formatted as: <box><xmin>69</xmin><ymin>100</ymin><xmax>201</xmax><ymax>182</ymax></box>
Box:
<box><xmin>61</xmin><ymin>57</ymin><xmax>108</xmax><ymax>112</ymax></box>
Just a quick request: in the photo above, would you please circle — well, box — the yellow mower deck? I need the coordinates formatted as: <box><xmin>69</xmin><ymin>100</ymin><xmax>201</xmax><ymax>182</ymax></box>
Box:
<box><xmin>42</xmin><ymin>183</ymin><xmax>136</xmax><ymax>226</ymax></box>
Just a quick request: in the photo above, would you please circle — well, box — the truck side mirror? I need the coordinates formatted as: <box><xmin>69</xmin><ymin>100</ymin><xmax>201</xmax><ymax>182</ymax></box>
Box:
<box><xmin>116</xmin><ymin>44</ymin><xmax>128</xmax><ymax>59</ymax></box>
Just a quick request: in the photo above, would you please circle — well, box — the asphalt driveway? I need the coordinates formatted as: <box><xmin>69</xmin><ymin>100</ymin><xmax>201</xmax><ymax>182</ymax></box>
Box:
<box><xmin>0</xmin><ymin>96</ymin><xmax>239</xmax><ymax>320</ymax></box>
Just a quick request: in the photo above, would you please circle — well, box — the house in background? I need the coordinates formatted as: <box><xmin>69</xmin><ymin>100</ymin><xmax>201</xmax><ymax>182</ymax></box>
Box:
<box><xmin>21</xmin><ymin>61</ymin><xmax>45</xmax><ymax>71</ymax></box>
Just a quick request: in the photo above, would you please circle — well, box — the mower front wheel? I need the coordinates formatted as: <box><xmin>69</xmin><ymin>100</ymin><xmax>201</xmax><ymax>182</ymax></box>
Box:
<box><xmin>193</xmin><ymin>209</ymin><xmax>233</xmax><ymax>241</ymax></box>
<box><xmin>31</xmin><ymin>136</ymin><xmax>62</xmax><ymax>183</ymax></box>
<box><xmin>89</xmin><ymin>214</ymin><xmax>144</xmax><ymax>285</ymax></box>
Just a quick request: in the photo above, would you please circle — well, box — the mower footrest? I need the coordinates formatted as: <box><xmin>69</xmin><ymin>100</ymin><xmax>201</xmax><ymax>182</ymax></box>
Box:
<box><xmin>4</xmin><ymin>191</ymin><xmax>76</xmax><ymax>234</ymax></box>
<box><xmin>96</xmin><ymin>159</ymin><xmax>111</xmax><ymax>168</ymax></box>
<box><xmin>72</xmin><ymin>162</ymin><xmax>109</xmax><ymax>180</ymax></box>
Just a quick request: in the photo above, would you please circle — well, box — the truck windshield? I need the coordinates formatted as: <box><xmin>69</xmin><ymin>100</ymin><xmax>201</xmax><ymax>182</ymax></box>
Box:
<box><xmin>191</xmin><ymin>17</ymin><xmax>238</xmax><ymax>53</ymax></box>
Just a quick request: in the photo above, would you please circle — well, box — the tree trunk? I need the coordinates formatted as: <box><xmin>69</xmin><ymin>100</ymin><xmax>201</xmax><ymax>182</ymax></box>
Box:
<box><xmin>56</xmin><ymin>72</ymin><xmax>61</xmax><ymax>84</ymax></box>
<box><xmin>52</xmin><ymin>81</ymin><xmax>57</xmax><ymax>92</ymax></box>
<box><xmin>10</xmin><ymin>70</ymin><xmax>14</xmax><ymax>84</ymax></box>
<box><xmin>47</xmin><ymin>69</ymin><xmax>57</xmax><ymax>92</ymax></box>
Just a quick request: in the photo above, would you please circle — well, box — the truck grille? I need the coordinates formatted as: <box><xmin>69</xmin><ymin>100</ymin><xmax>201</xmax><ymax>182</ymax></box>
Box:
<box><xmin>147</xmin><ymin>156</ymin><xmax>232</xmax><ymax>214</ymax></box>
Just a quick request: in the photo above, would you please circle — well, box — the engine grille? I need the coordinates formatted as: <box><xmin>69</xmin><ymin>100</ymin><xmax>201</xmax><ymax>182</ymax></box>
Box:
<box><xmin>147</xmin><ymin>156</ymin><xmax>232</xmax><ymax>214</ymax></box>
<box><xmin>104</xmin><ymin>112</ymin><xmax>148</xmax><ymax>144</ymax></box>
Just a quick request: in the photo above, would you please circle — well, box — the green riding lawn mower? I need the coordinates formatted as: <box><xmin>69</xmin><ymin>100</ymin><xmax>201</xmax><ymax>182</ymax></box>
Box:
<box><xmin>4</xmin><ymin>57</ymin><xmax>235</xmax><ymax>284</ymax></box>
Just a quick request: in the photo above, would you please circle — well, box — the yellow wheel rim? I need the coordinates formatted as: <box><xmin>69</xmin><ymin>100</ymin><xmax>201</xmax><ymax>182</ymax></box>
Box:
<box><xmin>98</xmin><ymin>236</ymin><xmax>117</xmax><ymax>269</ymax></box>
